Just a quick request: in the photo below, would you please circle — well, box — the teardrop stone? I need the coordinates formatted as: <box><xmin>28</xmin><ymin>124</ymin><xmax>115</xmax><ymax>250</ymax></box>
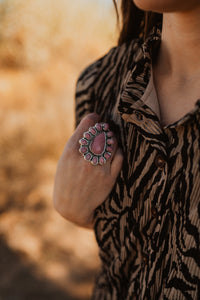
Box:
<box><xmin>84</xmin><ymin>132</ymin><xmax>92</xmax><ymax>140</ymax></box>
<box><xmin>99</xmin><ymin>156</ymin><xmax>106</xmax><ymax>165</ymax></box>
<box><xmin>104</xmin><ymin>152</ymin><xmax>111</xmax><ymax>159</ymax></box>
<box><xmin>80</xmin><ymin>147</ymin><xmax>87</xmax><ymax>154</ymax></box>
<box><xmin>106</xmin><ymin>146</ymin><xmax>113</xmax><ymax>153</ymax></box>
<box><xmin>92</xmin><ymin>156</ymin><xmax>98</xmax><ymax>165</ymax></box>
<box><xmin>80</xmin><ymin>138</ymin><xmax>88</xmax><ymax>145</ymax></box>
<box><xmin>102</xmin><ymin>123</ymin><xmax>109</xmax><ymax>131</ymax></box>
<box><xmin>85</xmin><ymin>153</ymin><xmax>92</xmax><ymax>161</ymax></box>
<box><xmin>89</xmin><ymin>127</ymin><xmax>97</xmax><ymax>135</ymax></box>
<box><xmin>90</xmin><ymin>132</ymin><xmax>106</xmax><ymax>155</ymax></box>
<box><xmin>95</xmin><ymin>123</ymin><xmax>102</xmax><ymax>132</ymax></box>
<box><xmin>107</xmin><ymin>131</ymin><xmax>113</xmax><ymax>137</ymax></box>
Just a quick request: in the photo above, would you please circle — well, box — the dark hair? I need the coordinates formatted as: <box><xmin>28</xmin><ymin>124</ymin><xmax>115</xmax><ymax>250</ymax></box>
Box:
<box><xmin>113</xmin><ymin>0</ymin><xmax>162</xmax><ymax>45</ymax></box>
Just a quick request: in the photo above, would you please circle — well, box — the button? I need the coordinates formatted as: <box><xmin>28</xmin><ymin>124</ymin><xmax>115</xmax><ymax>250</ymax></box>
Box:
<box><xmin>142</xmin><ymin>254</ymin><xmax>148</xmax><ymax>266</ymax></box>
<box><xmin>155</xmin><ymin>154</ymin><xmax>166</xmax><ymax>169</ymax></box>
<box><xmin>135</xmin><ymin>111</ymin><xmax>143</xmax><ymax>121</ymax></box>
<box><xmin>151</xmin><ymin>206</ymin><xmax>158</xmax><ymax>218</ymax></box>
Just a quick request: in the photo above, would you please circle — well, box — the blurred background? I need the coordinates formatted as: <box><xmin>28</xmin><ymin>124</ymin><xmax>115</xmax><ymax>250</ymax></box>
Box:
<box><xmin>0</xmin><ymin>0</ymin><xmax>117</xmax><ymax>299</ymax></box>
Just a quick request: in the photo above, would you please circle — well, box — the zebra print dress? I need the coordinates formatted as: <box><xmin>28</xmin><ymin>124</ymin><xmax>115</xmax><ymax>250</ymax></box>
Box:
<box><xmin>75</xmin><ymin>26</ymin><xmax>200</xmax><ymax>300</ymax></box>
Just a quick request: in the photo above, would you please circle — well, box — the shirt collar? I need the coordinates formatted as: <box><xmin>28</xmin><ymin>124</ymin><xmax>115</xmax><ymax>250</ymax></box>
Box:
<box><xmin>118</xmin><ymin>26</ymin><xmax>161</xmax><ymax>116</ymax></box>
<box><xmin>117</xmin><ymin>26</ymin><xmax>200</xmax><ymax>156</ymax></box>
<box><xmin>117</xmin><ymin>27</ymin><xmax>167</xmax><ymax>154</ymax></box>
<box><xmin>118</xmin><ymin>26</ymin><xmax>200</xmax><ymax>131</ymax></box>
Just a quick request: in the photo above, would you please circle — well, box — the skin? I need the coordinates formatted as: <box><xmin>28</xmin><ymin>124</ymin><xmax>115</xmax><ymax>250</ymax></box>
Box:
<box><xmin>133</xmin><ymin>0</ymin><xmax>200</xmax><ymax>13</ymax></box>
<box><xmin>134</xmin><ymin>0</ymin><xmax>200</xmax><ymax>126</ymax></box>
<box><xmin>53</xmin><ymin>113</ymin><xmax>123</xmax><ymax>228</ymax></box>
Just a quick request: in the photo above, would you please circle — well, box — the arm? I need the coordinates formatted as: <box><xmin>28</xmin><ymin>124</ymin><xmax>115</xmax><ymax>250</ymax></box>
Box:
<box><xmin>53</xmin><ymin>58</ymin><xmax>123</xmax><ymax>229</ymax></box>
<box><xmin>53</xmin><ymin>113</ymin><xmax>123</xmax><ymax>229</ymax></box>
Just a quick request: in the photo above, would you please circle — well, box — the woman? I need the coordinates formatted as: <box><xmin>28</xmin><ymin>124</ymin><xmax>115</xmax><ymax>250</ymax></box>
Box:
<box><xmin>53</xmin><ymin>0</ymin><xmax>200</xmax><ymax>299</ymax></box>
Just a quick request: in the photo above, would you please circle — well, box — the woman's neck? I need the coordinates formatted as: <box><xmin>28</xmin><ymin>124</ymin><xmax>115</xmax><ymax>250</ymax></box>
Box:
<box><xmin>157</xmin><ymin>8</ymin><xmax>200</xmax><ymax>84</ymax></box>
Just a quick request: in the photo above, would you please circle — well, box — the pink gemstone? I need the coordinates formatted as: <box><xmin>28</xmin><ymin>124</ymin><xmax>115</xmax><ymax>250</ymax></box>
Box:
<box><xmin>104</xmin><ymin>152</ymin><xmax>111</xmax><ymax>160</ymax></box>
<box><xmin>107</xmin><ymin>131</ymin><xmax>114</xmax><ymax>137</ymax></box>
<box><xmin>90</xmin><ymin>132</ymin><xmax>106</xmax><ymax>155</ymax></box>
<box><xmin>107</xmin><ymin>138</ymin><xmax>114</xmax><ymax>145</ymax></box>
<box><xmin>89</xmin><ymin>127</ymin><xmax>96</xmax><ymax>135</ymax></box>
<box><xmin>80</xmin><ymin>138</ymin><xmax>88</xmax><ymax>145</ymax></box>
<box><xmin>95</xmin><ymin>123</ymin><xmax>102</xmax><ymax>131</ymax></box>
<box><xmin>84</xmin><ymin>132</ymin><xmax>92</xmax><ymax>140</ymax></box>
<box><xmin>80</xmin><ymin>147</ymin><xmax>87</xmax><ymax>154</ymax></box>
<box><xmin>99</xmin><ymin>156</ymin><xmax>106</xmax><ymax>165</ymax></box>
<box><xmin>85</xmin><ymin>153</ymin><xmax>92</xmax><ymax>161</ymax></box>
<box><xmin>103</xmin><ymin>123</ymin><xmax>109</xmax><ymax>131</ymax></box>
<box><xmin>106</xmin><ymin>146</ymin><xmax>113</xmax><ymax>152</ymax></box>
<box><xmin>92</xmin><ymin>156</ymin><xmax>98</xmax><ymax>165</ymax></box>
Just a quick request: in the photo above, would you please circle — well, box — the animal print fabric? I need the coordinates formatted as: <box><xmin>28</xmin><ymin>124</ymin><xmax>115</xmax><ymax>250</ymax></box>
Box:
<box><xmin>75</xmin><ymin>27</ymin><xmax>200</xmax><ymax>300</ymax></box>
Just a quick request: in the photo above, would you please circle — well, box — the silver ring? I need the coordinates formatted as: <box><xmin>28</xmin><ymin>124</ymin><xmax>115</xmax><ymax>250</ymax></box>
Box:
<box><xmin>79</xmin><ymin>123</ymin><xmax>114</xmax><ymax>165</ymax></box>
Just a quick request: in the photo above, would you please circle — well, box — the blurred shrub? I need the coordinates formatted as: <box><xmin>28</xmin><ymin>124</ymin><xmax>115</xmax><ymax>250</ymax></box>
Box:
<box><xmin>0</xmin><ymin>0</ymin><xmax>116</xmax><ymax>68</ymax></box>
<box><xmin>0</xmin><ymin>2</ymin><xmax>115</xmax><ymax>297</ymax></box>
<box><xmin>0</xmin><ymin>0</ymin><xmax>116</xmax><ymax>213</ymax></box>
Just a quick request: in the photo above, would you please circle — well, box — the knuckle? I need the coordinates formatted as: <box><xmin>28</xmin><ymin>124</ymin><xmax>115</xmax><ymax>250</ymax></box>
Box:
<box><xmin>81</xmin><ymin>161</ymin><xmax>98</xmax><ymax>176</ymax></box>
<box><xmin>81</xmin><ymin>164</ymin><xmax>90</xmax><ymax>177</ymax></box>
<box><xmin>82</xmin><ymin>113</ymin><xmax>99</xmax><ymax>122</ymax></box>
<box><xmin>81</xmin><ymin>117</ymin><xmax>93</xmax><ymax>128</ymax></box>
<box><xmin>80</xmin><ymin>160</ymin><xmax>105</xmax><ymax>179</ymax></box>
<box><xmin>98</xmin><ymin>165</ymin><xmax>111</xmax><ymax>179</ymax></box>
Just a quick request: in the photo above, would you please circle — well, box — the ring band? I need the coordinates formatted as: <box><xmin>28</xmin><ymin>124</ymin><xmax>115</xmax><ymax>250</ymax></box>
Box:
<box><xmin>79</xmin><ymin>123</ymin><xmax>114</xmax><ymax>165</ymax></box>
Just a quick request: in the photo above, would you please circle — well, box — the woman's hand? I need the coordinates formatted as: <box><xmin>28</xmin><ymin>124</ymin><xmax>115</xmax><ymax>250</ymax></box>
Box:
<box><xmin>53</xmin><ymin>113</ymin><xmax>123</xmax><ymax>229</ymax></box>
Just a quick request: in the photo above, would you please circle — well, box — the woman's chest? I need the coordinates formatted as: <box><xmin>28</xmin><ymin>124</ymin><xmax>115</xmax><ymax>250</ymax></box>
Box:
<box><xmin>159</xmin><ymin>93</ymin><xmax>199</xmax><ymax>127</ymax></box>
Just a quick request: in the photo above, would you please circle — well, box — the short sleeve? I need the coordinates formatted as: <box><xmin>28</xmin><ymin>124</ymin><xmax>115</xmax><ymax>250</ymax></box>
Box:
<box><xmin>74</xmin><ymin>57</ymin><xmax>103</xmax><ymax>127</ymax></box>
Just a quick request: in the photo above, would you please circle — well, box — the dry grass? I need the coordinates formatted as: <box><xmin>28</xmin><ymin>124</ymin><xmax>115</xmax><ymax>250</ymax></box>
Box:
<box><xmin>0</xmin><ymin>1</ymin><xmax>117</xmax><ymax>299</ymax></box>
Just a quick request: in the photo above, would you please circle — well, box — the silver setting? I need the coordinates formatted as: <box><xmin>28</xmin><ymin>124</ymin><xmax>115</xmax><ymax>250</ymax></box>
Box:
<box><xmin>79</xmin><ymin>123</ymin><xmax>113</xmax><ymax>165</ymax></box>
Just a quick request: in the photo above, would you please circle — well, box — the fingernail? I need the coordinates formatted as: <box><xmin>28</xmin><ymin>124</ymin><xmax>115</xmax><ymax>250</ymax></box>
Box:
<box><xmin>107</xmin><ymin>131</ymin><xmax>114</xmax><ymax>137</ymax></box>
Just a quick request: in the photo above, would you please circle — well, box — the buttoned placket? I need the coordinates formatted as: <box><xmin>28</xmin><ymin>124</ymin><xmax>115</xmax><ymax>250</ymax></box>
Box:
<box><xmin>122</xmin><ymin>111</ymin><xmax>170</xmax><ymax>295</ymax></box>
<box><xmin>117</xmin><ymin>29</ymin><xmax>171</xmax><ymax>297</ymax></box>
<box><xmin>121</xmin><ymin>99</ymin><xmax>172</xmax><ymax>293</ymax></box>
